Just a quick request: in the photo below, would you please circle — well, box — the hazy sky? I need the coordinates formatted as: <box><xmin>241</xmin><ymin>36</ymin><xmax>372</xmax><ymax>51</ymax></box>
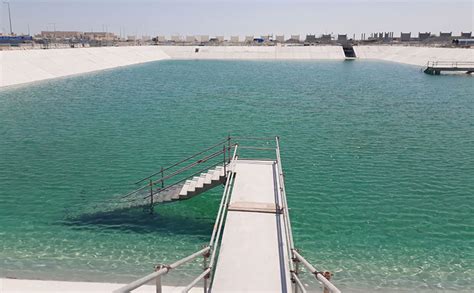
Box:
<box><xmin>1</xmin><ymin>0</ymin><xmax>473</xmax><ymax>37</ymax></box>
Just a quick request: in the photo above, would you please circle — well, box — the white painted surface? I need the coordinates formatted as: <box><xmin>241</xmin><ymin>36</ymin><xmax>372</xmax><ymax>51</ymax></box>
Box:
<box><xmin>212</xmin><ymin>160</ymin><xmax>292</xmax><ymax>292</ymax></box>
<box><xmin>161</xmin><ymin>45</ymin><xmax>345</xmax><ymax>60</ymax></box>
<box><xmin>0</xmin><ymin>46</ymin><xmax>170</xmax><ymax>87</ymax></box>
<box><xmin>355</xmin><ymin>46</ymin><xmax>474</xmax><ymax>66</ymax></box>
<box><xmin>1</xmin><ymin>45</ymin><xmax>473</xmax><ymax>88</ymax></box>
<box><xmin>0</xmin><ymin>278</ymin><xmax>202</xmax><ymax>293</ymax></box>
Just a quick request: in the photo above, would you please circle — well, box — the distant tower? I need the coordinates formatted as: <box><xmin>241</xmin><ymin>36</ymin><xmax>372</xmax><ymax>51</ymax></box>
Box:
<box><xmin>4</xmin><ymin>1</ymin><xmax>13</xmax><ymax>35</ymax></box>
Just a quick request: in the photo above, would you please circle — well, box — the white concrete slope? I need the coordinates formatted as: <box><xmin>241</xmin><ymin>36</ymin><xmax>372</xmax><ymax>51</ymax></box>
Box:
<box><xmin>355</xmin><ymin>46</ymin><xmax>474</xmax><ymax>66</ymax></box>
<box><xmin>0</xmin><ymin>46</ymin><xmax>170</xmax><ymax>87</ymax></box>
<box><xmin>1</xmin><ymin>45</ymin><xmax>473</xmax><ymax>88</ymax></box>
<box><xmin>160</xmin><ymin>45</ymin><xmax>345</xmax><ymax>60</ymax></box>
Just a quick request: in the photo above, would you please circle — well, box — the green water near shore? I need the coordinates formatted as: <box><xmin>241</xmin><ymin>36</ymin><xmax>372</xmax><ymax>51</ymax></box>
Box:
<box><xmin>1</xmin><ymin>60</ymin><xmax>473</xmax><ymax>291</ymax></box>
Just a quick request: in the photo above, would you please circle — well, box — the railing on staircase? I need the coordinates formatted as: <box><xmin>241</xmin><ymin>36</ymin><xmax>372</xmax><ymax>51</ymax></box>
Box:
<box><xmin>114</xmin><ymin>136</ymin><xmax>341</xmax><ymax>293</ymax></box>
<box><xmin>113</xmin><ymin>143</ymin><xmax>239</xmax><ymax>293</ymax></box>
<box><xmin>121</xmin><ymin>136</ymin><xmax>234</xmax><ymax>212</ymax></box>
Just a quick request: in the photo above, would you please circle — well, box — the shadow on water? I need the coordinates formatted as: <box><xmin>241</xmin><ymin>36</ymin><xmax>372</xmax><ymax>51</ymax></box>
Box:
<box><xmin>61</xmin><ymin>205</ymin><xmax>214</xmax><ymax>238</ymax></box>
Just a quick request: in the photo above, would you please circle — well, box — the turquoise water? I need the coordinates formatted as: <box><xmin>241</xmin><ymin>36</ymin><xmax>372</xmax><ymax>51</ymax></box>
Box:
<box><xmin>1</xmin><ymin>60</ymin><xmax>473</xmax><ymax>292</ymax></box>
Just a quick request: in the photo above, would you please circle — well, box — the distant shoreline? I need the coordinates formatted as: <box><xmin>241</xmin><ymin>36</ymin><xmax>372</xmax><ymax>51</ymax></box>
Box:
<box><xmin>1</xmin><ymin>45</ymin><xmax>473</xmax><ymax>88</ymax></box>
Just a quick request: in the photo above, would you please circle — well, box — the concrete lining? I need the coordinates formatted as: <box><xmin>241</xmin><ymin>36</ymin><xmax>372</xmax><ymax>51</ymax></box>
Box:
<box><xmin>1</xmin><ymin>45</ymin><xmax>473</xmax><ymax>88</ymax></box>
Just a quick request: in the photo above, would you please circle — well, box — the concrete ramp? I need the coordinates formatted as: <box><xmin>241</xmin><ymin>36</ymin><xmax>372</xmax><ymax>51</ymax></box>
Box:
<box><xmin>211</xmin><ymin>160</ymin><xmax>292</xmax><ymax>292</ymax></box>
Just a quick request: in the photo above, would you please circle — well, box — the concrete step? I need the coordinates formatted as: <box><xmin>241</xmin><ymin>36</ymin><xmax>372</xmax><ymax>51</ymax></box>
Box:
<box><xmin>155</xmin><ymin>165</ymin><xmax>231</xmax><ymax>203</ymax></box>
<box><xmin>212</xmin><ymin>167</ymin><xmax>224</xmax><ymax>180</ymax></box>
<box><xmin>197</xmin><ymin>173</ymin><xmax>213</xmax><ymax>189</ymax></box>
<box><xmin>171</xmin><ymin>186</ymin><xmax>182</xmax><ymax>200</ymax></box>
<box><xmin>186</xmin><ymin>177</ymin><xmax>200</xmax><ymax>193</ymax></box>
<box><xmin>179</xmin><ymin>180</ymin><xmax>193</xmax><ymax>196</ymax></box>
<box><xmin>204</xmin><ymin>172</ymin><xmax>213</xmax><ymax>184</ymax></box>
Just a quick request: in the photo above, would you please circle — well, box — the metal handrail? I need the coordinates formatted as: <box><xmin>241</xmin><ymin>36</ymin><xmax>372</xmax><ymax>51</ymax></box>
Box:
<box><xmin>237</xmin><ymin>146</ymin><xmax>275</xmax><ymax>151</ymax></box>
<box><xmin>122</xmin><ymin>147</ymin><xmax>228</xmax><ymax>199</ymax></box>
<box><xmin>113</xmin><ymin>246</ymin><xmax>211</xmax><ymax>293</ymax></box>
<box><xmin>115</xmin><ymin>137</ymin><xmax>341</xmax><ymax>293</ymax></box>
<box><xmin>275</xmin><ymin>136</ymin><xmax>341</xmax><ymax>293</ymax></box>
<box><xmin>292</xmin><ymin>272</ymin><xmax>308</xmax><ymax>293</ymax></box>
<box><xmin>119</xmin><ymin>161</ymin><xmax>222</xmax><ymax>204</ymax></box>
<box><xmin>427</xmin><ymin>60</ymin><xmax>474</xmax><ymax>68</ymax></box>
<box><xmin>293</xmin><ymin>249</ymin><xmax>341</xmax><ymax>293</ymax></box>
<box><xmin>275</xmin><ymin>136</ymin><xmax>296</xmax><ymax>271</ymax></box>
<box><xmin>209</xmin><ymin>145</ymin><xmax>238</xmax><ymax>247</ymax></box>
<box><xmin>182</xmin><ymin>268</ymin><xmax>211</xmax><ymax>293</ymax></box>
<box><xmin>135</xmin><ymin>138</ymin><xmax>230</xmax><ymax>184</ymax></box>
<box><xmin>141</xmin><ymin>160</ymin><xmax>224</xmax><ymax>200</ymax></box>
<box><xmin>183</xmin><ymin>144</ymin><xmax>238</xmax><ymax>293</ymax></box>
<box><xmin>208</xmin><ymin>147</ymin><xmax>238</xmax><ymax>265</ymax></box>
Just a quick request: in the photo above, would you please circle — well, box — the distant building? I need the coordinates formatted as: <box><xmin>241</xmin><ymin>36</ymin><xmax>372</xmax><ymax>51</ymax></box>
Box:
<box><xmin>305</xmin><ymin>34</ymin><xmax>317</xmax><ymax>43</ymax></box>
<box><xmin>84</xmin><ymin>32</ymin><xmax>117</xmax><ymax>41</ymax></box>
<box><xmin>216</xmin><ymin>36</ymin><xmax>225</xmax><ymax>42</ymax></box>
<box><xmin>40</xmin><ymin>31</ymin><xmax>82</xmax><ymax>39</ymax></box>
<box><xmin>461</xmin><ymin>32</ymin><xmax>472</xmax><ymax>38</ymax></box>
<box><xmin>439</xmin><ymin>32</ymin><xmax>452</xmax><ymax>38</ymax></box>
<box><xmin>198</xmin><ymin>35</ymin><xmax>210</xmax><ymax>42</ymax></box>
<box><xmin>288</xmin><ymin>35</ymin><xmax>300</xmax><ymax>42</ymax></box>
<box><xmin>275</xmin><ymin>35</ymin><xmax>285</xmax><ymax>42</ymax></box>
<box><xmin>400</xmin><ymin>32</ymin><xmax>411</xmax><ymax>42</ymax></box>
<box><xmin>126</xmin><ymin>35</ymin><xmax>136</xmax><ymax>41</ymax></box>
<box><xmin>337</xmin><ymin>34</ymin><xmax>347</xmax><ymax>42</ymax></box>
<box><xmin>185</xmin><ymin>36</ymin><xmax>195</xmax><ymax>42</ymax></box>
<box><xmin>418</xmin><ymin>32</ymin><xmax>431</xmax><ymax>41</ymax></box>
<box><xmin>244</xmin><ymin>36</ymin><xmax>254</xmax><ymax>42</ymax></box>
<box><xmin>384</xmin><ymin>32</ymin><xmax>394</xmax><ymax>41</ymax></box>
<box><xmin>157</xmin><ymin>36</ymin><xmax>166</xmax><ymax>42</ymax></box>
<box><xmin>230</xmin><ymin>36</ymin><xmax>239</xmax><ymax>43</ymax></box>
<box><xmin>142</xmin><ymin>36</ymin><xmax>151</xmax><ymax>42</ymax></box>
<box><xmin>320</xmin><ymin>34</ymin><xmax>332</xmax><ymax>42</ymax></box>
<box><xmin>170</xmin><ymin>35</ymin><xmax>181</xmax><ymax>42</ymax></box>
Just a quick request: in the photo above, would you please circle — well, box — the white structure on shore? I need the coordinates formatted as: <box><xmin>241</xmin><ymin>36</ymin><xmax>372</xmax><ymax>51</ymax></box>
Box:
<box><xmin>275</xmin><ymin>35</ymin><xmax>285</xmax><ymax>42</ymax></box>
<box><xmin>244</xmin><ymin>35</ymin><xmax>254</xmax><ymax>42</ymax></box>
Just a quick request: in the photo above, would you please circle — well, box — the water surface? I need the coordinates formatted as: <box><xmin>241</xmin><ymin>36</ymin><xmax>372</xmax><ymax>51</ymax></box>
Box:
<box><xmin>1</xmin><ymin>60</ymin><xmax>473</xmax><ymax>292</ymax></box>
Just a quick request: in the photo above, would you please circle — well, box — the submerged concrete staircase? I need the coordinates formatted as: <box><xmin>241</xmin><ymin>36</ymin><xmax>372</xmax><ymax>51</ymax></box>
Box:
<box><xmin>152</xmin><ymin>166</ymin><xmax>227</xmax><ymax>204</ymax></box>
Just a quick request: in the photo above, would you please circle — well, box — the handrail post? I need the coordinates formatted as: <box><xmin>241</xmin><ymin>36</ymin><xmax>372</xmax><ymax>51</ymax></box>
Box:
<box><xmin>227</xmin><ymin>135</ymin><xmax>231</xmax><ymax>164</ymax></box>
<box><xmin>155</xmin><ymin>264</ymin><xmax>164</xmax><ymax>293</ymax></box>
<box><xmin>161</xmin><ymin>166</ymin><xmax>164</xmax><ymax>189</ymax></box>
<box><xmin>322</xmin><ymin>271</ymin><xmax>332</xmax><ymax>293</ymax></box>
<box><xmin>294</xmin><ymin>256</ymin><xmax>300</xmax><ymax>293</ymax></box>
<box><xmin>149</xmin><ymin>179</ymin><xmax>154</xmax><ymax>214</ymax></box>
<box><xmin>223</xmin><ymin>145</ymin><xmax>226</xmax><ymax>174</ymax></box>
<box><xmin>203</xmin><ymin>248</ymin><xmax>210</xmax><ymax>293</ymax></box>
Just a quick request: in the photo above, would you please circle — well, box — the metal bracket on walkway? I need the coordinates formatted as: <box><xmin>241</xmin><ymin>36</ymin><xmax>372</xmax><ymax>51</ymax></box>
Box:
<box><xmin>228</xmin><ymin>201</ymin><xmax>284</xmax><ymax>214</ymax></box>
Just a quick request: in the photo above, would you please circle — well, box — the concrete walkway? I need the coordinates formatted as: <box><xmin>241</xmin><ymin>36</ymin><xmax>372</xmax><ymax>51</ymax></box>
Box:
<box><xmin>211</xmin><ymin>159</ymin><xmax>292</xmax><ymax>292</ymax></box>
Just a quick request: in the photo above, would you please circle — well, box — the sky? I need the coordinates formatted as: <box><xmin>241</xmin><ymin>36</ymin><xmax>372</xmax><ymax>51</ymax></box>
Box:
<box><xmin>1</xmin><ymin>0</ymin><xmax>473</xmax><ymax>37</ymax></box>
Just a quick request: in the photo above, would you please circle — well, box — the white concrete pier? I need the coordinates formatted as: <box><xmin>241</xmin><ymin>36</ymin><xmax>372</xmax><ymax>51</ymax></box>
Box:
<box><xmin>211</xmin><ymin>159</ymin><xmax>292</xmax><ymax>292</ymax></box>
